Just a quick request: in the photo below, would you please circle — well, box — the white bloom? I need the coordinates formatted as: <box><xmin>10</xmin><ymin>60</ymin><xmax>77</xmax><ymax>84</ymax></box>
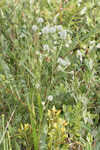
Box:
<box><xmin>78</xmin><ymin>0</ymin><xmax>82</xmax><ymax>2</ymax></box>
<box><xmin>39</xmin><ymin>55</ymin><xmax>43</xmax><ymax>64</ymax></box>
<box><xmin>89</xmin><ymin>59</ymin><xmax>93</xmax><ymax>70</ymax></box>
<box><xmin>32</xmin><ymin>25</ymin><xmax>38</xmax><ymax>32</ymax></box>
<box><xmin>83</xmin><ymin>110</ymin><xmax>87</xmax><ymax>124</ymax></box>
<box><xmin>43</xmin><ymin>44</ymin><xmax>49</xmax><ymax>51</ymax></box>
<box><xmin>68</xmin><ymin>40</ymin><xmax>72</xmax><ymax>44</ymax></box>
<box><xmin>65</xmin><ymin>43</ymin><xmax>69</xmax><ymax>48</ymax></box>
<box><xmin>39</xmin><ymin>32</ymin><xmax>42</xmax><ymax>35</ymax></box>
<box><xmin>57</xmin><ymin>58</ymin><xmax>65</xmax><ymax>65</ymax></box>
<box><xmin>65</xmin><ymin>58</ymin><xmax>71</xmax><ymax>66</ymax></box>
<box><xmin>80</xmin><ymin>7</ymin><xmax>87</xmax><ymax>15</ymax></box>
<box><xmin>89</xmin><ymin>40</ymin><xmax>95</xmax><ymax>45</ymax></box>
<box><xmin>35</xmin><ymin>83</ymin><xmax>40</xmax><ymax>89</ymax></box>
<box><xmin>96</xmin><ymin>43</ymin><xmax>100</xmax><ymax>48</ymax></box>
<box><xmin>42</xmin><ymin>26</ymin><xmax>50</xmax><ymax>34</ymax></box>
<box><xmin>89</xmin><ymin>41</ymin><xmax>95</xmax><ymax>50</ymax></box>
<box><xmin>56</xmin><ymin>25</ymin><xmax>63</xmax><ymax>31</ymax></box>
<box><xmin>65</xmin><ymin>39</ymin><xmax>72</xmax><ymax>48</ymax></box>
<box><xmin>36</xmin><ymin>51</ymin><xmax>40</xmax><ymax>55</ymax></box>
<box><xmin>87</xmin><ymin>118</ymin><xmax>93</xmax><ymax>125</ymax></box>
<box><xmin>70</xmin><ymin>71</ymin><xmax>74</xmax><ymax>74</ymax></box>
<box><xmin>20</xmin><ymin>33</ymin><xmax>26</xmax><ymax>38</ymax></box>
<box><xmin>54</xmin><ymin>41</ymin><xmax>57</xmax><ymax>45</ymax></box>
<box><xmin>57</xmin><ymin>57</ymin><xmax>70</xmax><ymax>66</ymax></box>
<box><xmin>49</xmin><ymin>26</ymin><xmax>56</xmax><ymax>33</ymax></box>
<box><xmin>53</xmin><ymin>13</ymin><xmax>60</xmax><ymax>23</ymax></box>
<box><xmin>59</xmin><ymin>30</ymin><xmax>67</xmax><ymax>40</ymax></box>
<box><xmin>30</xmin><ymin>0</ymin><xmax>34</xmax><ymax>4</ymax></box>
<box><xmin>48</xmin><ymin>95</ymin><xmax>53</xmax><ymax>101</ymax></box>
<box><xmin>77</xmin><ymin>0</ymin><xmax>82</xmax><ymax>6</ymax></box>
<box><xmin>37</xmin><ymin>17</ymin><xmax>44</xmax><ymax>23</ymax></box>
<box><xmin>77</xmin><ymin>50</ymin><xmax>82</xmax><ymax>62</ymax></box>
<box><xmin>57</xmin><ymin>65</ymin><xmax>64</xmax><ymax>71</ymax></box>
<box><xmin>77</xmin><ymin>50</ymin><xmax>82</xmax><ymax>56</ymax></box>
<box><xmin>42</xmin><ymin>101</ymin><xmax>45</xmax><ymax>106</ymax></box>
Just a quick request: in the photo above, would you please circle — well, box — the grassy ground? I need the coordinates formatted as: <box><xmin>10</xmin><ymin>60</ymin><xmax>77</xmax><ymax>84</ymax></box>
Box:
<box><xmin>0</xmin><ymin>0</ymin><xmax>100</xmax><ymax>150</ymax></box>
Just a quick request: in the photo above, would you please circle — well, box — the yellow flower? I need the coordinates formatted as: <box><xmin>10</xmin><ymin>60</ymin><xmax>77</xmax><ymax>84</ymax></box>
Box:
<box><xmin>53</xmin><ymin>123</ymin><xmax>58</xmax><ymax>128</ymax></box>
<box><xmin>56</xmin><ymin>110</ymin><xmax>61</xmax><ymax>116</ymax></box>
<box><xmin>52</xmin><ymin>106</ymin><xmax>57</xmax><ymax>113</ymax></box>
<box><xmin>61</xmin><ymin>127</ymin><xmax>66</xmax><ymax>133</ymax></box>
<box><xmin>24</xmin><ymin>123</ymin><xmax>30</xmax><ymax>131</ymax></box>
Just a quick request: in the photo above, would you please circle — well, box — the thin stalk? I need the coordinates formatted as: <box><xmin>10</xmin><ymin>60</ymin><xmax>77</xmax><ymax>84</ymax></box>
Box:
<box><xmin>2</xmin><ymin>114</ymin><xmax>6</xmax><ymax>150</ymax></box>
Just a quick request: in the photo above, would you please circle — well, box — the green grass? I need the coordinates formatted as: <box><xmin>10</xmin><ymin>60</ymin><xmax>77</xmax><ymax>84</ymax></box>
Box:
<box><xmin>0</xmin><ymin>0</ymin><xmax>100</xmax><ymax>149</ymax></box>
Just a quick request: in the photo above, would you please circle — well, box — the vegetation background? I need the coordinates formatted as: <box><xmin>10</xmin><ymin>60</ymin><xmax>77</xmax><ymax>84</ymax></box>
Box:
<box><xmin>0</xmin><ymin>0</ymin><xmax>100</xmax><ymax>150</ymax></box>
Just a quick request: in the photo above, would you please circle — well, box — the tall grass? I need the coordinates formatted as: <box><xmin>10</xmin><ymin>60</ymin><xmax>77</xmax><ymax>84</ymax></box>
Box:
<box><xmin>0</xmin><ymin>0</ymin><xmax>100</xmax><ymax>150</ymax></box>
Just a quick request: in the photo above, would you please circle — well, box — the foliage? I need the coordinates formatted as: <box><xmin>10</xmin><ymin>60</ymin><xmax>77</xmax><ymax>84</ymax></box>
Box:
<box><xmin>47</xmin><ymin>106</ymin><xmax>68</xmax><ymax>150</ymax></box>
<box><xmin>0</xmin><ymin>0</ymin><xmax>100</xmax><ymax>150</ymax></box>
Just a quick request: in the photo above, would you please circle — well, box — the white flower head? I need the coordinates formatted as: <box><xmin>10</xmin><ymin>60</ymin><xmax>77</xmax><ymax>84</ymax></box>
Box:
<box><xmin>32</xmin><ymin>25</ymin><xmax>38</xmax><ymax>32</ymax></box>
<box><xmin>89</xmin><ymin>59</ymin><xmax>93</xmax><ymax>70</ymax></box>
<box><xmin>42</xmin><ymin>26</ymin><xmax>50</xmax><ymax>34</ymax></box>
<box><xmin>65</xmin><ymin>58</ymin><xmax>71</xmax><ymax>66</ymax></box>
<box><xmin>96</xmin><ymin>43</ymin><xmax>100</xmax><ymax>48</ymax></box>
<box><xmin>20</xmin><ymin>33</ymin><xmax>26</xmax><ymax>38</ymax></box>
<box><xmin>77</xmin><ymin>50</ymin><xmax>82</xmax><ymax>57</ymax></box>
<box><xmin>49</xmin><ymin>26</ymin><xmax>56</xmax><ymax>33</ymax></box>
<box><xmin>39</xmin><ymin>32</ymin><xmax>42</xmax><ymax>35</ymax></box>
<box><xmin>36</xmin><ymin>50</ymin><xmax>40</xmax><ymax>55</ymax></box>
<box><xmin>43</xmin><ymin>44</ymin><xmax>49</xmax><ymax>51</ymax></box>
<box><xmin>57</xmin><ymin>65</ymin><xmax>64</xmax><ymax>71</ymax></box>
<box><xmin>65</xmin><ymin>43</ymin><xmax>69</xmax><ymax>48</ymax></box>
<box><xmin>35</xmin><ymin>83</ymin><xmax>40</xmax><ymax>89</ymax></box>
<box><xmin>56</xmin><ymin>25</ymin><xmax>63</xmax><ymax>31</ymax></box>
<box><xmin>80</xmin><ymin>7</ymin><xmax>87</xmax><ymax>15</ymax></box>
<box><xmin>89</xmin><ymin>41</ymin><xmax>95</xmax><ymax>50</ymax></box>
<box><xmin>59</xmin><ymin>30</ymin><xmax>67</xmax><ymax>40</ymax></box>
<box><xmin>42</xmin><ymin>101</ymin><xmax>45</xmax><ymax>106</ymax></box>
<box><xmin>37</xmin><ymin>17</ymin><xmax>44</xmax><ymax>23</ymax></box>
<box><xmin>78</xmin><ymin>0</ymin><xmax>82</xmax><ymax>2</ymax></box>
<box><xmin>30</xmin><ymin>0</ymin><xmax>34</xmax><ymax>4</ymax></box>
<box><xmin>48</xmin><ymin>95</ymin><xmax>53</xmax><ymax>101</ymax></box>
<box><xmin>54</xmin><ymin>41</ymin><xmax>57</xmax><ymax>45</ymax></box>
<box><xmin>53</xmin><ymin>13</ymin><xmax>60</xmax><ymax>23</ymax></box>
<box><xmin>58</xmin><ymin>58</ymin><xmax>65</xmax><ymax>65</ymax></box>
<box><xmin>89</xmin><ymin>40</ymin><xmax>95</xmax><ymax>45</ymax></box>
<box><xmin>77</xmin><ymin>50</ymin><xmax>83</xmax><ymax>62</ymax></box>
<box><xmin>39</xmin><ymin>55</ymin><xmax>43</xmax><ymax>64</ymax></box>
<box><xmin>77</xmin><ymin>0</ymin><xmax>82</xmax><ymax>6</ymax></box>
<box><xmin>57</xmin><ymin>57</ymin><xmax>70</xmax><ymax>66</ymax></box>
